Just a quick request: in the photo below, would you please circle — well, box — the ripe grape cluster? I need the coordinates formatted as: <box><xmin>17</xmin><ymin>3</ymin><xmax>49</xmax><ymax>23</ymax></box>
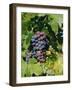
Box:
<box><xmin>30</xmin><ymin>31</ymin><xmax>48</xmax><ymax>62</ymax></box>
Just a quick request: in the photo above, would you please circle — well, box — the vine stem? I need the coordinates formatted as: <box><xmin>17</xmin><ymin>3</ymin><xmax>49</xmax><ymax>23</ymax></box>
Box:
<box><xmin>40</xmin><ymin>63</ymin><xmax>45</xmax><ymax>74</ymax></box>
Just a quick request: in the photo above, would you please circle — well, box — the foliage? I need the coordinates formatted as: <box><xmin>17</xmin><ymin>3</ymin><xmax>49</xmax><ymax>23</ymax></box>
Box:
<box><xmin>21</xmin><ymin>13</ymin><xmax>63</xmax><ymax>77</ymax></box>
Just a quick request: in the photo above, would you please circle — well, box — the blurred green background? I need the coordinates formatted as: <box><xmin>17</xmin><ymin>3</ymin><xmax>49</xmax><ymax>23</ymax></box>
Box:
<box><xmin>21</xmin><ymin>13</ymin><xmax>63</xmax><ymax>77</ymax></box>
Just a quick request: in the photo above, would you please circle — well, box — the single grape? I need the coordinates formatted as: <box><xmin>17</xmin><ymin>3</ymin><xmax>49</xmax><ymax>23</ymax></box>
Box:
<box><xmin>35</xmin><ymin>40</ymin><xmax>38</xmax><ymax>43</ymax></box>
<box><xmin>39</xmin><ymin>36</ymin><xmax>45</xmax><ymax>40</ymax></box>
<box><xmin>32</xmin><ymin>42</ymin><xmax>36</xmax><ymax>46</ymax></box>
<box><xmin>35</xmin><ymin>43</ymin><xmax>39</xmax><ymax>47</ymax></box>
<box><xmin>39</xmin><ymin>45</ymin><xmax>45</xmax><ymax>50</ymax></box>
<box><xmin>40</xmin><ymin>32</ymin><xmax>45</xmax><ymax>36</ymax></box>
<box><xmin>36</xmin><ymin>31</ymin><xmax>40</xmax><ymax>35</ymax></box>
<box><xmin>36</xmin><ymin>51</ymin><xmax>41</xmax><ymax>56</ymax></box>
<box><xmin>36</xmin><ymin>32</ymin><xmax>40</xmax><ymax>37</ymax></box>
<box><xmin>40</xmin><ymin>56</ymin><xmax>44</xmax><ymax>59</ymax></box>
<box><xmin>41</xmin><ymin>41</ymin><xmax>46</xmax><ymax>45</ymax></box>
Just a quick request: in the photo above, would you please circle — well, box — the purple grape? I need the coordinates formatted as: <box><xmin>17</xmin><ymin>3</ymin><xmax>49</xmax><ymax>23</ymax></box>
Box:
<box><xmin>31</xmin><ymin>50</ymin><xmax>36</xmax><ymax>57</ymax></box>
<box><xmin>36</xmin><ymin>51</ymin><xmax>41</xmax><ymax>56</ymax></box>
<box><xmin>31</xmin><ymin>39</ymin><xmax>35</xmax><ymax>42</ymax></box>
<box><xmin>39</xmin><ymin>45</ymin><xmax>45</xmax><ymax>50</ymax></box>
<box><xmin>35</xmin><ymin>43</ymin><xmax>39</xmax><ymax>47</ymax></box>
<box><xmin>36</xmin><ymin>31</ymin><xmax>41</xmax><ymax>37</ymax></box>
<box><xmin>35</xmin><ymin>40</ymin><xmax>38</xmax><ymax>43</ymax></box>
<box><xmin>32</xmin><ymin>42</ymin><xmax>36</xmax><ymax>46</ymax></box>
<box><xmin>36</xmin><ymin>31</ymin><xmax>40</xmax><ymax>35</ymax></box>
<box><xmin>40</xmin><ymin>41</ymin><xmax>46</xmax><ymax>45</ymax></box>
<box><xmin>40</xmin><ymin>36</ymin><xmax>45</xmax><ymax>40</ymax></box>
<box><xmin>40</xmin><ymin>32</ymin><xmax>45</xmax><ymax>36</ymax></box>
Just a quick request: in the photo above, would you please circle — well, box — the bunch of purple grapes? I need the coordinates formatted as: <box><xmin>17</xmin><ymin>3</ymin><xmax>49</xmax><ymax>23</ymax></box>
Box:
<box><xmin>30</xmin><ymin>31</ymin><xmax>48</xmax><ymax>62</ymax></box>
